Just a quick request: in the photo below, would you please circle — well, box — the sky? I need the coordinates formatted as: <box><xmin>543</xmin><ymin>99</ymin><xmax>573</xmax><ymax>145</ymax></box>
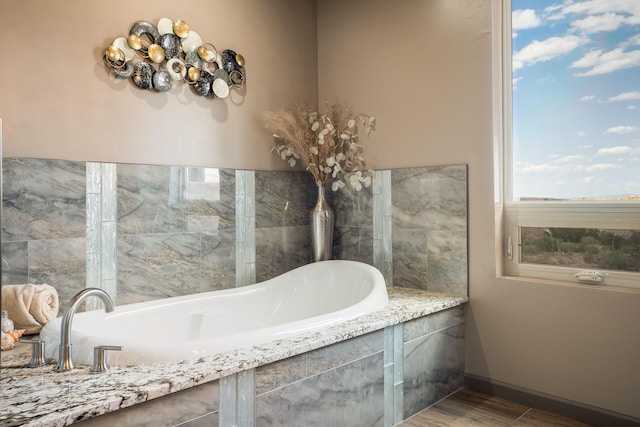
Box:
<box><xmin>511</xmin><ymin>0</ymin><xmax>640</xmax><ymax>200</ymax></box>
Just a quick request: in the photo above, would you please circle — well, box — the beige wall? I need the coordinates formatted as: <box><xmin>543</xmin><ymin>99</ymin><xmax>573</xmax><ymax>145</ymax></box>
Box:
<box><xmin>0</xmin><ymin>0</ymin><xmax>317</xmax><ymax>169</ymax></box>
<box><xmin>319</xmin><ymin>0</ymin><xmax>640</xmax><ymax>420</ymax></box>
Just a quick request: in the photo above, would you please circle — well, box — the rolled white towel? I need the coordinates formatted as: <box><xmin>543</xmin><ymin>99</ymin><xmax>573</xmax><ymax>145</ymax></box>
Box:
<box><xmin>1</xmin><ymin>284</ymin><xmax>60</xmax><ymax>334</ymax></box>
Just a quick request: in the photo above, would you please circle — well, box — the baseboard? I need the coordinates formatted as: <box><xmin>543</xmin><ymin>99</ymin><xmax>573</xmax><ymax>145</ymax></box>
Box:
<box><xmin>464</xmin><ymin>374</ymin><xmax>640</xmax><ymax>427</ymax></box>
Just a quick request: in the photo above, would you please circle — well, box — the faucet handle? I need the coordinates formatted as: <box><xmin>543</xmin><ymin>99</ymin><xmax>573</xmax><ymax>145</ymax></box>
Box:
<box><xmin>90</xmin><ymin>345</ymin><xmax>122</xmax><ymax>374</ymax></box>
<box><xmin>20</xmin><ymin>339</ymin><xmax>46</xmax><ymax>368</ymax></box>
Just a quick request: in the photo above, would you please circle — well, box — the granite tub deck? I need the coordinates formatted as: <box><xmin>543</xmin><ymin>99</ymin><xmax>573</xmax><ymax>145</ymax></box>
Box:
<box><xmin>0</xmin><ymin>287</ymin><xmax>468</xmax><ymax>427</ymax></box>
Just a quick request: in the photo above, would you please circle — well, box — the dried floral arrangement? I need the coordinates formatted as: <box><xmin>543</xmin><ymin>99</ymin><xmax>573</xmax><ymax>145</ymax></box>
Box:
<box><xmin>265</xmin><ymin>102</ymin><xmax>376</xmax><ymax>191</ymax></box>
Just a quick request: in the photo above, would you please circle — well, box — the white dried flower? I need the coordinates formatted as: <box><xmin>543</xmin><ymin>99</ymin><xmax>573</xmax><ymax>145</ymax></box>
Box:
<box><xmin>332</xmin><ymin>180</ymin><xmax>345</xmax><ymax>191</ymax></box>
<box><xmin>347</xmin><ymin>119</ymin><xmax>356</xmax><ymax>128</ymax></box>
<box><xmin>311</xmin><ymin>121</ymin><xmax>320</xmax><ymax>132</ymax></box>
<box><xmin>332</xmin><ymin>163</ymin><xmax>342</xmax><ymax>178</ymax></box>
<box><xmin>288</xmin><ymin>158</ymin><xmax>296</xmax><ymax>167</ymax></box>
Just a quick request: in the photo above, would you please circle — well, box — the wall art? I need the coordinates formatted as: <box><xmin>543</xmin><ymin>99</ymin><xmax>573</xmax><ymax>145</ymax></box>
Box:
<box><xmin>102</xmin><ymin>18</ymin><xmax>246</xmax><ymax>99</ymax></box>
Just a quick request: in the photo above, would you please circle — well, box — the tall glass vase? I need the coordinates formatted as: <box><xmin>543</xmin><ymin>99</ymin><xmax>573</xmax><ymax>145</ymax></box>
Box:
<box><xmin>310</xmin><ymin>185</ymin><xmax>334</xmax><ymax>262</ymax></box>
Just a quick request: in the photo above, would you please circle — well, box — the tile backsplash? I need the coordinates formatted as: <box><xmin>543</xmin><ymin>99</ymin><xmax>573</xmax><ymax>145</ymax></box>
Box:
<box><xmin>1</xmin><ymin>159</ymin><xmax>467</xmax><ymax>310</ymax></box>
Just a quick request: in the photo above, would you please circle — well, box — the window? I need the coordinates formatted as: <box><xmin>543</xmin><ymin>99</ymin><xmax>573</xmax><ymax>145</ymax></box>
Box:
<box><xmin>502</xmin><ymin>0</ymin><xmax>640</xmax><ymax>289</ymax></box>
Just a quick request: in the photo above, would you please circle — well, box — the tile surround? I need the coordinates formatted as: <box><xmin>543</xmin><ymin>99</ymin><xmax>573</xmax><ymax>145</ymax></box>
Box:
<box><xmin>391</xmin><ymin>167</ymin><xmax>468</xmax><ymax>294</ymax></box>
<box><xmin>0</xmin><ymin>149</ymin><xmax>468</xmax><ymax>425</ymax></box>
<box><xmin>256</xmin><ymin>352</ymin><xmax>386</xmax><ymax>427</ymax></box>
<box><xmin>1</xmin><ymin>163</ymin><xmax>467</xmax><ymax>420</ymax></box>
<box><xmin>402</xmin><ymin>307</ymin><xmax>466</xmax><ymax>419</ymax></box>
<box><xmin>2</xmin><ymin>159</ymin><xmax>468</xmax><ymax>301</ymax></box>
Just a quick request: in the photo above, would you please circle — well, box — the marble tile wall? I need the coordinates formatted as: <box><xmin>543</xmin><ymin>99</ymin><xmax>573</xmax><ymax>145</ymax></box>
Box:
<box><xmin>115</xmin><ymin>164</ymin><xmax>236</xmax><ymax>304</ymax></box>
<box><xmin>391</xmin><ymin>166</ymin><xmax>468</xmax><ymax>294</ymax></box>
<box><xmin>1</xmin><ymin>159</ymin><xmax>87</xmax><ymax>312</ymax></box>
<box><xmin>1</xmin><ymin>159</ymin><xmax>468</xmax><ymax>308</ymax></box>
<box><xmin>63</xmin><ymin>305</ymin><xmax>465</xmax><ymax>427</ymax></box>
<box><xmin>79</xmin><ymin>380</ymin><xmax>220</xmax><ymax>426</ymax></box>
<box><xmin>254</xmin><ymin>170</ymin><xmax>315</xmax><ymax>282</ymax></box>
<box><xmin>402</xmin><ymin>305</ymin><xmax>466</xmax><ymax>419</ymax></box>
<box><xmin>255</xmin><ymin>330</ymin><xmax>386</xmax><ymax>427</ymax></box>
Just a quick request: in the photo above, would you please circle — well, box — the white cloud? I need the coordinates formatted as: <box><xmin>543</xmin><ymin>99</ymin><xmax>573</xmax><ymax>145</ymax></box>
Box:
<box><xmin>571</xmin><ymin>13</ymin><xmax>627</xmax><ymax>34</ymax></box>
<box><xmin>577</xmin><ymin>131</ymin><xmax>589</xmax><ymax>137</ymax></box>
<box><xmin>514</xmin><ymin>152</ymin><xmax>626</xmax><ymax>176</ymax></box>
<box><xmin>556</xmin><ymin>154</ymin><xmax>586</xmax><ymax>164</ymax></box>
<box><xmin>622</xmin><ymin>34</ymin><xmax>640</xmax><ymax>47</ymax></box>
<box><xmin>580</xmin><ymin>94</ymin><xmax>596</xmax><ymax>102</ymax></box>
<box><xmin>629</xmin><ymin>105</ymin><xmax>637</xmax><ymax>110</ymax></box>
<box><xmin>578</xmin><ymin>144</ymin><xmax>593</xmax><ymax>149</ymax></box>
<box><xmin>578</xmin><ymin>176</ymin><xmax>596</xmax><ymax>184</ymax></box>
<box><xmin>544</xmin><ymin>3</ymin><xmax>566</xmax><ymax>18</ymax></box>
<box><xmin>583</xmin><ymin>163</ymin><xmax>622</xmax><ymax>171</ymax></box>
<box><xmin>604</xmin><ymin>125</ymin><xmax>637</xmax><ymax>134</ymax></box>
<box><xmin>513</xmin><ymin>76</ymin><xmax>523</xmax><ymax>89</ymax></box>
<box><xmin>516</xmin><ymin>163</ymin><xmax>561</xmax><ymax>174</ymax></box>
<box><xmin>513</xmin><ymin>35</ymin><xmax>586</xmax><ymax>70</ymax></box>
<box><xmin>607</xmin><ymin>91</ymin><xmax>640</xmax><ymax>102</ymax></box>
<box><xmin>513</xmin><ymin>9</ymin><xmax>542</xmax><ymax>30</ymax></box>
<box><xmin>554</xmin><ymin>0</ymin><xmax>640</xmax><ymax>25</ymax></box>
<box><xmin>596</xmin><ymin>145</ymin><xmax>637</xmax><ymax>155</ymax></box>
<box><xmin>571</xmin><ymin>48</ymin><xmax>640</xmax><ymax>76</ymax></box>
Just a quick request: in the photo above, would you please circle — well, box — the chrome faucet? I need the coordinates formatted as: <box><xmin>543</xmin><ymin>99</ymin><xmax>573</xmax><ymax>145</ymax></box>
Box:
<box><xmin>55</xmin><ymin>288</ymin><xmax>115</xmax><ymax>372</ymax></box>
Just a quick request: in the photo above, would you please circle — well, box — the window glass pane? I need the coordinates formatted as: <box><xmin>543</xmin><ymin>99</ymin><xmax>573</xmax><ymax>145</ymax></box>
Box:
<box><xmin>511</xmin><ymin>1</ymin><xmax>640</xmax><ymax>201</ymax></box>
<box><xmin>520</xmin><ymin>227</ymin><xmax>640</xmax><ymax>272</ymax></box>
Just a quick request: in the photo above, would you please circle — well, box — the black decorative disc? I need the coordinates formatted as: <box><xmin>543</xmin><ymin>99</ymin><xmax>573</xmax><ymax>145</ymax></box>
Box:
<box><xmin>132</xmin><ymin>62</ymin><xmax>154</xmax><ymax>90</ymax></box>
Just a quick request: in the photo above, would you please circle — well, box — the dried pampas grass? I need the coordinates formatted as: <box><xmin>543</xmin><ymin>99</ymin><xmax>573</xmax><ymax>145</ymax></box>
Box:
<box><xmin>264</xmin><ymin>101</ymin><xmax>376</xmax><ymax>191</ymax></box>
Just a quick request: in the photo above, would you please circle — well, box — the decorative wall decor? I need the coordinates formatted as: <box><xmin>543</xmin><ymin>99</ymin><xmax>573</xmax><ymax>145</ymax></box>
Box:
<box><xmin>102</xmin><ymin>18</ymin><xmax>246</xmax><ymax>99</ymax></box>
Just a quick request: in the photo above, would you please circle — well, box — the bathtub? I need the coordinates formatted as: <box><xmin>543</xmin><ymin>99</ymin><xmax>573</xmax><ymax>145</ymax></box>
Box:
<box><xmin>40</xmin><ymin>260</ymin><xmax>389</xmax><ymax>366</ymax></box>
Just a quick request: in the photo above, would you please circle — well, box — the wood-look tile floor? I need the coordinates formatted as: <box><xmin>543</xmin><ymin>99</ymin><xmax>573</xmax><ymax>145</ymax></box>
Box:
<box><xmin>399</xmin><ymin>389</ymin><xmax>594</xmax><ymax>427</ymax></box>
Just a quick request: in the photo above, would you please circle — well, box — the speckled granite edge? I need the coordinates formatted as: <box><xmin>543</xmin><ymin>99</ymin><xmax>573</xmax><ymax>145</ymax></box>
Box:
<box><xmin>0</xmin><ymin>287</ymin><xmax>468</xmax><ymax>427</ymax></box>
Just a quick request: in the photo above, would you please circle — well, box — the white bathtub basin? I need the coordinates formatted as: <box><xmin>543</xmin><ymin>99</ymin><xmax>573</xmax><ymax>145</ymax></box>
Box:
<box><xmin>40</xmin><ymin>260</ymin><xmax>388</xmax><ymax>366</ymax></box>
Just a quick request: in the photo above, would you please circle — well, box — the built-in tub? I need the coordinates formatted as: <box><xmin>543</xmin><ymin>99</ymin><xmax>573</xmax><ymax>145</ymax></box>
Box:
<box><xmin>40</xmin><ymin>260</ymin><xmax>389</xmax><ymax>366</ymax></box>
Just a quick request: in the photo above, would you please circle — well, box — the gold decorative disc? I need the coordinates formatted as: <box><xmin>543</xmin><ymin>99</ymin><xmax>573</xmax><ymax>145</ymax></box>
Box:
<box><xmin>187</xmin><ymin>66</ymin><xmax>201</xmax><ymax>82</ymax></box>
<box><xmin>127</xmin><ymin>34</ymin><xmax>143</xmax><ymax>50</ymax></box>
<box><xmin>235</xmin><ymin>54</ymin><xmax>245</xmax><ymax>67</ymax></box>
<box><xmin>148</xmin><ymin>44</ymin><xmax>166</xmax><ymax>63</ymax></box>
<box><xmin>105</xmin><ymin>45</ymin><xmax>124</xmax><ymax>62</ymax></box>
<box><xmin>173</xmin><ymin>20</ymin><xmax>190</xmax><ymax>38</ymax></box>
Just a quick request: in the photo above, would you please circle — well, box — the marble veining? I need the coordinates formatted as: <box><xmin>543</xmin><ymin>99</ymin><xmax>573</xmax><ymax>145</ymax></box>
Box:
<box><xmin>3</xmin><ymin>159</ymin><xmax>469</xmax><ymax>310</ymax></box>
<box><xmin>256</xmin><ymin>352</ymin><xmax>385</xmax><ymax>427</ymax></box>
<box><xmin>2</xmin><ymin>159</ymin><xmax>86</xmax><ymax>242</ymax></box>
<box><xmin>0</xmin><ymin>288</ymin><xmax>467</xmax><ymax>427</ymax></box>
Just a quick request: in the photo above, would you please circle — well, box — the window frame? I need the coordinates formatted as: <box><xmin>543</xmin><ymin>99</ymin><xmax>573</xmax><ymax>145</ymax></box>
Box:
<box><xmin>500</xmin><ymin>0</ymin><xmax>640</xmax><ymax>290</ymax></box>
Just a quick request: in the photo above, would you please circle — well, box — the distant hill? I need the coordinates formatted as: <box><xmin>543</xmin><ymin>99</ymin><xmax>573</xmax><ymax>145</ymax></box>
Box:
<box><xmin>518</xmin><ymin>195</ymin><xmax>640</xmax><ymax>202</ymax></box>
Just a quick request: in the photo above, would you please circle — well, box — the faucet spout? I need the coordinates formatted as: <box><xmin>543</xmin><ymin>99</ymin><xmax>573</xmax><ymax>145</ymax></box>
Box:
<box><xmin>55</xmin><ymin>288</ymin><xmax>115</xmax><ymax>372</ymax></box>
